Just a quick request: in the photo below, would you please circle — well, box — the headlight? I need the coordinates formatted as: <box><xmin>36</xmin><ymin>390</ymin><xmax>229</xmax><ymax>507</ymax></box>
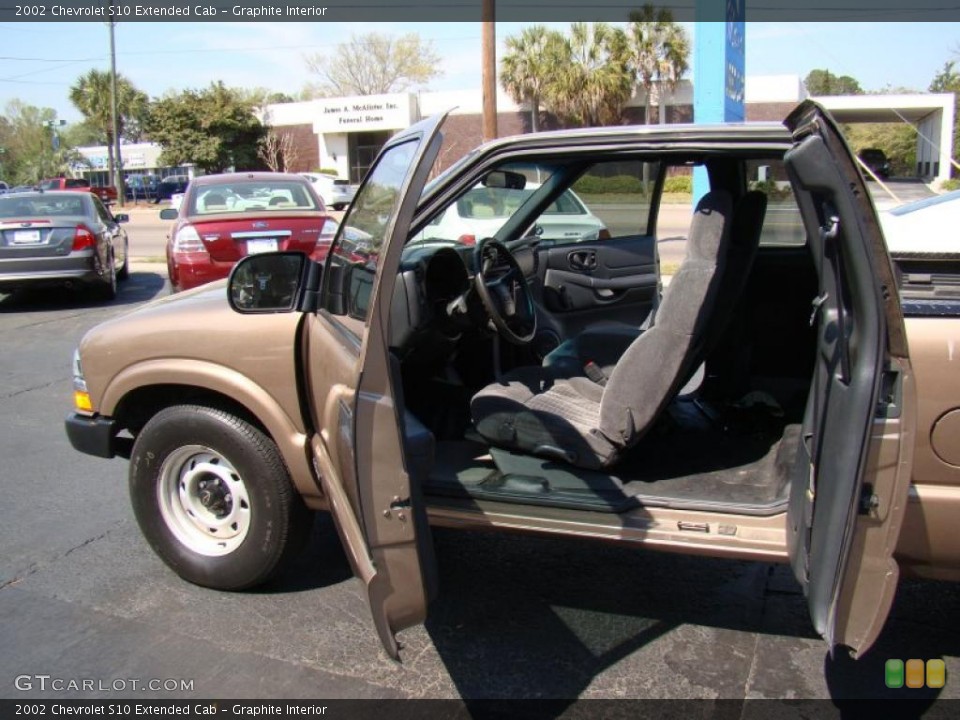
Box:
<box><xmin>72</xmin><ymin>349</ymin><xmax>92</xmax><ymax>414</ymax></box>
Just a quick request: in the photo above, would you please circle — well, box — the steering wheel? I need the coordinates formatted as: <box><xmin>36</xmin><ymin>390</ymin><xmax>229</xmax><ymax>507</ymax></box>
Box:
<box><xmin>473</xmin><ymin>238</ymin><xmax>537</xmax><ymax>345</ymax></box>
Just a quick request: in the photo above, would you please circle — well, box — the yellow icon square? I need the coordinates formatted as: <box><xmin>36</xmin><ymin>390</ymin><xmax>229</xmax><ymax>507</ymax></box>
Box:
<box><xmin>927</xmin><ymin>659</ymin><xmax>946</xmax><ymax>689</ymax></box>
<box><xmin>906</xmin><ymin>659</ymin><xmax>925</xmax><ymax>688</ymax></box>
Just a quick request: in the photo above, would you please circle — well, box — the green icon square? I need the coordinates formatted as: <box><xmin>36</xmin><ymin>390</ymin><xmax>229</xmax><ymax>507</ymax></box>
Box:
<box><xmin>886</xmin><ymin>659</ymin><xmax>905</xmax><ymax>688</ymax></box>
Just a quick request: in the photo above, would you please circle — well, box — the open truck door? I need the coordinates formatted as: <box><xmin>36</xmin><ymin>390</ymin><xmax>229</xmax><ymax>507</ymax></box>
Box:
<box><xmin>303</xmin><ymin>114</ymin><xmax>447</xmax><ymax>659</ymax></box>
<box><xmin>784</xmin><ymin>101</ymin><xmax>916</xmax><ymax>657</ymax></box>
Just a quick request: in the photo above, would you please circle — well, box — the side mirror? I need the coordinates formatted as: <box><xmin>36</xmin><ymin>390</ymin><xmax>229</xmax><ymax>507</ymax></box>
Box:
<box><xmin>228</xmin><ymin>251</ymin><xmax>319</xmax><ymax>313</ymax></box>
<box><xmin>159</xmin><ymin>208</ymin><xmax>178</xmax><ymax>220</ymax></box>
<box><xmin>113</xmin><ymin>213</ymin><xmax>129</xmax><ymax>224</ymax></box>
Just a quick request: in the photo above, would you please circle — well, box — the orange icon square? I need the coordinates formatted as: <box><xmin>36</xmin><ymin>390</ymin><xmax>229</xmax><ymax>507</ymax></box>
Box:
<box><xmin>905</xmin><ymin>659</ymin><xmax>925</xmax><ymax>688</ymax></box>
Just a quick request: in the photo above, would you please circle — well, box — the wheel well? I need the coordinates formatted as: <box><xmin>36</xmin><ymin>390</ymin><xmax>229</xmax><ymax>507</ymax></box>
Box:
<box><xmin>113</xmin><ymin>384</ymin><xmax>270</xmax><ymax>443</ymax></box>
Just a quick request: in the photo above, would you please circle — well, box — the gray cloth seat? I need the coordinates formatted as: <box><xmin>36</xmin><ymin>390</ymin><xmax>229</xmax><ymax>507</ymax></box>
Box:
<box><xmin>543</xmin><ymin>191</ymin><xmax>768</xmax><ymax>380</ymax></box>
<box><xmin>471</xmin><ymin>190</ymin><xmax>735</xmax><ymax>470</ymax></box>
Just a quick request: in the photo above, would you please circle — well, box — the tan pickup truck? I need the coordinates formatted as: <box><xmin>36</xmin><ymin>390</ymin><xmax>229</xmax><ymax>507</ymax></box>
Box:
<box><xmin>66</xmin><ymin>101</ymin><xmax>959</xmax><ymax>661</ymax></box>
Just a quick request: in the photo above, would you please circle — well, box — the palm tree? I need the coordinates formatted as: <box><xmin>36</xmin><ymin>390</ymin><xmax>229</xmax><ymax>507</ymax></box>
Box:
<box><xmin>69</xmin><ymin>70</ymin><xmax>148</xmax><ymax>185</ymax></box>
<box><xmin>627</xmin><ymin>5</ymin><xmax>691</xmax><ymax>125</ymax></box>
<box><xmin>500</xmin><ymin>25</ymin><xmax>555</xmax><ymax>132</ymax></box>
<box><xmin>546</xmin><ymin>23</ymin><xmax>633</xmax><ymax>128</ymax></box>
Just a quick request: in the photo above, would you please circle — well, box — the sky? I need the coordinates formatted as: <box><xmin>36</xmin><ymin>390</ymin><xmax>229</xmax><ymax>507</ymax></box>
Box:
<box><xmin>0</xmin><ymin>21</ymin><xmax>957</xmax><ymax>123</ymax></box>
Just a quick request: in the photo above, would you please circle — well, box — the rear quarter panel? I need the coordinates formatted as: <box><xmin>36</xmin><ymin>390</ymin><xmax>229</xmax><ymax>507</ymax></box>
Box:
<box><xmin>896</xmin><ymin>315</ymin><xmax>960</xmax><ymax>580</ymax></box>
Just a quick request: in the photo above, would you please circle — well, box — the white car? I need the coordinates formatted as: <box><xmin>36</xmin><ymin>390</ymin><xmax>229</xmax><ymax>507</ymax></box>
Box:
<box><xmin>419</xmin><ymin>182</ymin><xmax>608</xmax><ymax>246</ymax></box>
<box><xmin>881</xmin><ymin>189</ymin><xmax>960</xmax><ymax>256</ymax></box>
<box><xmin>299</xmin><ymin>172</ymin><xmax>358</xmax><ymax>211</ymax></box>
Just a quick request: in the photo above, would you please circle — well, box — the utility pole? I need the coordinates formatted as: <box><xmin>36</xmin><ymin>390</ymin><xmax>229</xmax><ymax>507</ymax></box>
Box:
<box><xmin>481</xmin><ymin>0</ymin><xmax>497</xmax><ymax>142</ymax></box>
<box><xmin>108</xmin><ymin>11</ymin><xmax>125</xmax><ymax>207</ymax></box>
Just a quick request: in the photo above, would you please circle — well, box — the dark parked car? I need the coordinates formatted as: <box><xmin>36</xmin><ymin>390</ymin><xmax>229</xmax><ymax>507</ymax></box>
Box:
<box><xmin>857</xmin><ymin>148</ymin><xmax>892</xmax><ymax>179</ymax></box>
<box><xmin>0</xmin><ymin>190</ymin><xmax>129</xmax><ymax>299</ymax></box>
<box><xmin>154</xmin><ymin>175</ymin><xmax>190</xmax><ymax>203</ymax></box>
<box><xmin>159</xmin><ymin>172</ymin><xmax>330</xmax><ymax>291</ymax></box>
<box><xmin>125</xmin><ymin>174</ymin><xmax>159</xmax><ymax>201</ymax></box>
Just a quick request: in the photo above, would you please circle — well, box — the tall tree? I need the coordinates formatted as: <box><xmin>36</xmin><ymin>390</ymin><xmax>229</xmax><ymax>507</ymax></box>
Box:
<box><xmin>144</xmin><ymin>83</ymin><xmax>266</xmax><ymax>173</ymax></box>
<box><xmin>500</xmin><ymin>25</ymin><xmax>560</xmax><ymax>132</ymax></box>
<box><xmin>544</xmin><ymin>23</ymin><xmax>633</xmax><ymax>128</ymax></box>
<box><xmin>68</xmin><ymin>69</ymin><xmax>148</xmax><ymax>185</ymax></box>
<box><xmin>804</xmin><ymin>69</ymin><xmax>864</xmax><ymax>96</ymax></box>
<box><xmin>304</xmin><ymin>32</ymin><xmax>442</xmax><ymax>97</ymax></box>
<box><xmin>0</xmin><ymin>100</ymin><xmax>82</xmax><ymax>184</ymax></box>
<box><xmin>626</xmin><ymin>5</ymin><xmax>691</xmax><ymax>125</ymax></box>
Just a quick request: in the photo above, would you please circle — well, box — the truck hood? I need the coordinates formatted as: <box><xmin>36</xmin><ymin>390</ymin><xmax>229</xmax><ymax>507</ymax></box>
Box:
<box><xmin>78</xmin><ymin>279</ymin><xmax>305</xmax><ymax>426</ymax></box>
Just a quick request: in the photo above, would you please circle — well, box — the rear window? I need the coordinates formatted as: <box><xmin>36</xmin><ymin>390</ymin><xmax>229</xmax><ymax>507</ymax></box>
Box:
<box><xmin>189</xmin><ymin>181</ymin><xmax>320</xmax><ymax>215</ymax></box>
<box><xmin>745</xmin><ymin>160</ymin><xmax>806</xmax><ymax>247</ymax></box>
<box><xmin>0</xmin><ymin>194</ymin><xmax>87</xmax><ymax>218</ymax></box>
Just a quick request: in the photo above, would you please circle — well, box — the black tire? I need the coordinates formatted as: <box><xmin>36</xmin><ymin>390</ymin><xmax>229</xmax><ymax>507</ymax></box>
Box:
<box><xmin>96</xmin><ymin>253</ymin><xmax>118</xmax><ymax>301</ymax></box>
<box><xmin>129</xmin><ymin>404</ymin><xmax>311</xmax><ymax>590</ymax></box>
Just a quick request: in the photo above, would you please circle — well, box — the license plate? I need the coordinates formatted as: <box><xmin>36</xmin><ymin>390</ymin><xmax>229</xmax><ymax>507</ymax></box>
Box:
<box><xmin>12</xmin><ymin>229</ymin><xmax>42</xmax><ymax>245</ymax></box>
<box><xmin>246</xmin><ymin>238</ymin><xmax>278</xmax><ymax>254</ymax></box>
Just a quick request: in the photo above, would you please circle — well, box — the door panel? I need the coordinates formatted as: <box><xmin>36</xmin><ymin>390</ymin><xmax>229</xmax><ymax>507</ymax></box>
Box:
<box><xmin>537</xmin><ymin>234</ymin><xmax>659</xmax><ymax>338</ymax></box>
<box><xmin>304</xmin><ymin>114</ymin><xmax>447</xmax><ymax>659</ymax></box>
<box><xmin>784</xmin><ymin>101</ymin><xmax>914</xmax><ymax>657</ymax></box>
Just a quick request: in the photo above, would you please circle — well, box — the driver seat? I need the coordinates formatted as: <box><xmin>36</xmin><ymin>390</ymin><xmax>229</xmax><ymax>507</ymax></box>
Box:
<box><xmin>470</xmin><ymin>190</ymin><xmax>734</xmax><ymax>470</ymax></box>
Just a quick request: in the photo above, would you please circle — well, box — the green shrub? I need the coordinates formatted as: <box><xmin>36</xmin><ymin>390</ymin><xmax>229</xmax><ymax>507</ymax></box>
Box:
<box><xmin>749</xmin><ymin>179</ymin><xmax>794</xmax><ymax>200</ymax></box>
<box><xmin>663</xmin><ymin>175</ymin><xmax>692</xmax><ymax>194</ymax></box>
<box><xmin>316</xmin><ymin>167</ymin><xmax>339</xmax><ymax>176</ymax></box>
<box><xmin>573</xmin><ymin>174</ymin><xmax>646</xmax><ymax>194</ymax></box>
<box><xmin>939</xmin><ymin>178</ymin><xmax>960</xmax><ymax>192</ymax></box>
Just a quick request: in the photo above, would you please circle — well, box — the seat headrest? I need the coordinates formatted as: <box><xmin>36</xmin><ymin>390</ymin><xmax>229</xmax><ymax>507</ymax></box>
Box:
<box><xmin>687</xmin><ymin>190</ymin><xmax>733</xmax><ymax>262</ymax></box>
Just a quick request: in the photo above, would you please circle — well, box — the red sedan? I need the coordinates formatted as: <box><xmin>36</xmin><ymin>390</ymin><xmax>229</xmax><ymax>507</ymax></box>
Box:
<box><xmin>161</xmin><ymin>172</ymin><xmax>331</xmax><ymax>291</ymax></box>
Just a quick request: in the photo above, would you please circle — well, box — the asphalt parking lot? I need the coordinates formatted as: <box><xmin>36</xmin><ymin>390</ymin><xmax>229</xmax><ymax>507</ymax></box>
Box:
<box><xmin>1</xmin><ymin>187</ymin><xmax>958</xmax><ymax>709</ymax></box>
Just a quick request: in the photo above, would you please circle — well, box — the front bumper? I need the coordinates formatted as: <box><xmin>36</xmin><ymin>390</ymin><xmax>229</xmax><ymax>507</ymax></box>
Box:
<box><xmin>65</xmin><ymin>413</ymin><xmax>117</xmax><ymax>459</ymax></box>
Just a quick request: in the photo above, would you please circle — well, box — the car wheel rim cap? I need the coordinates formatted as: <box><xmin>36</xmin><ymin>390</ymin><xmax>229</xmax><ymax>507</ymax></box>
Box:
<box><xmin>158</xmin><ymin>445</ymin><xmax>251</xmax><ymax>556</ymax></box>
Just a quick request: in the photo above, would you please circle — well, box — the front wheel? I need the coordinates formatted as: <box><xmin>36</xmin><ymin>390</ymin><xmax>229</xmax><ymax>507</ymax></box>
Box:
<box><xmin>129</xmin><ymin>405</ymin><xmax>311</xmax><ymax>590</ymax></box>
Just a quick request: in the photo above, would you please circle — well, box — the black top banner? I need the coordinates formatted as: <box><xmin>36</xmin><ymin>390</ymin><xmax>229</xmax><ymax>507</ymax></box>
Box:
<box><xmin>0</xmin><ymin>1</ymin><xmax>958</xmax><ymax>23</ymax></box>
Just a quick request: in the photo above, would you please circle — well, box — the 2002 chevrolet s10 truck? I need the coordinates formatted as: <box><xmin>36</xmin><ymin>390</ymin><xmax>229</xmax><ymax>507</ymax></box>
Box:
<box><xmin>66</xmin><ymin>102</ymin><xmax>960</xmax><ymax>661</ymax></box>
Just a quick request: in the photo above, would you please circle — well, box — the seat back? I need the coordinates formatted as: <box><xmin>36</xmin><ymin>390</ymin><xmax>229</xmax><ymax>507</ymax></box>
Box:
<box><xmin>699</xmin><ymin>190</ymin><xmax>766</xmax><ymax>360</ymax></box>
<box><xmin>598</xmin><ymin>190</ymin><xmax>733</xmax><ymax>447</ymax></box>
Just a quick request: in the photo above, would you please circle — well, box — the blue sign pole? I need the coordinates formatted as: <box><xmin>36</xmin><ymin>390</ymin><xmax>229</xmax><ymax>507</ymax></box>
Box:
<box><xmin>693</xmin><ymin>1</ymin><xmax>746</xmax><ymax>202</ymax></box>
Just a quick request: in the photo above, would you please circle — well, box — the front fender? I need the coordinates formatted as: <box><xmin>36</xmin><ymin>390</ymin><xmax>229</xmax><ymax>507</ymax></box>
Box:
<box><xmin>99</xmin><ymin>358</ymin><xmax>322</xmax><ymax>505</ymax></box>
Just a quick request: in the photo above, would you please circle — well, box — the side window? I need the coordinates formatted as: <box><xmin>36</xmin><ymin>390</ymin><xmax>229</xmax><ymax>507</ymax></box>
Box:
<box><xmin>324</xmin><ymin>139</ymin><xmax>419</xmax><ymax>326</ymax></box>
<box><xmin>746</xmin><ymin>160</ymin><xmax>806</xmax><ymax>247</ymax></box>
<box><xmin>92</xmin><ymin>196</ymin><xmax>112</xmax><ymax>224</ymax></box>
<box><xmin>559</xmin><ymin>159</ymin><xmax>659</xmax><ymax>246</ymax></box>
<box><xmin>415</xmin><ymin>159</ymin><xmax>659</xmax><ymax>248</ymax></box>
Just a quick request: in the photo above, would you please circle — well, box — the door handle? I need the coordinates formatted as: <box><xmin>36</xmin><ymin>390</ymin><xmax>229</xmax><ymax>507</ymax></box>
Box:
<box><xmin>568</xmin><ymin>250</ymin><xmax>596</xmax><ymax>271</ymax></box>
